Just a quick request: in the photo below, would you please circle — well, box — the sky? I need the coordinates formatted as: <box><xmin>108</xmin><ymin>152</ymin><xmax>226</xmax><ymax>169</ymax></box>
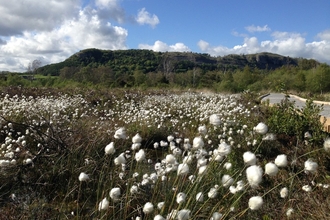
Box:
<box><xmin>0</xmin><ymin>0</ymin><xmax>329</xmax><ymax>72</ymax></box>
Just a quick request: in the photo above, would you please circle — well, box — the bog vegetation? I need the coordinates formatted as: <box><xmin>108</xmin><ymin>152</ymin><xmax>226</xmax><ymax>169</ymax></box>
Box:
<box><xmin>1</xmin><ymin>49</ymin><xmax>330</xmax><ymax>97</ymax></box>
<box><xmin>1</xmin><ymin>50</ymin><xmax>330</xmax><ymax>219</ymax></box>
<box><xmin>0</xmin><ymin>87</ymin><xmax>329</xmax><ymax>219</ymax></box>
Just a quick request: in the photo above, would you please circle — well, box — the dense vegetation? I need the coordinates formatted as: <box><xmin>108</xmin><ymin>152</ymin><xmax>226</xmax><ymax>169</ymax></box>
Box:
<box><xmin>0</xmin><ymin>88</ymin><xmax>329</xmax><ymax>219</ymax></box>
<box><xmin>2</xmin><ymin>49</ymin><xmax>328</xmax><ymax>96</ymax></box>
<box><xmin>0</xmin><ymin>50</ymin><xmax>330</xmax><ymax>219</ymax></box>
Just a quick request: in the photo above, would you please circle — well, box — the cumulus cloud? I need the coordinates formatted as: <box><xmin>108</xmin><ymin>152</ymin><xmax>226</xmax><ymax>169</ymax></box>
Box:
<box><xmin>317</xmin><ymin>29</ymin><xmax>330</xmax><ymax>41</ymax></box>
<box><xmin>245</xmin><ymin>25</ymin><xmax>271</xmax><ymax>33</ymax></box>
<box><xmin>0</xmin><ymin>38</ymin><xmax>6</xmax><ymax>45</ymax></box>
<box><xmin>94</xmin><ymin>0</ymin><xmax>126</xmax><ymax>23</ymax></box>
<box><xmin>136</xmin><ymin>8</ymin><xmax>160</xmax><ymax>28</ymax></box>
<box><xmin>0</xmin><ymin>7</ymin><xmax>128</xmax><ymax>72</ymax></box>
<box><xmin>0</xmin><ymin>0</ymin><xmax>80</xmax><ymax>36</ymax></box>
<box><xmin>139</xmin><ymin>40</ymin><xmax>190</xmax><ymax>52</ymax></box>
<box><xmin>198</xmin><ymin>30</ymin><xmax>330</xmax><ymax>64</ymax></box>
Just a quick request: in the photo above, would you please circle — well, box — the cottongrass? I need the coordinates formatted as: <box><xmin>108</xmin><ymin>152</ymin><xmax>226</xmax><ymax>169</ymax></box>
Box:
<box><xmin>275</xmin><ymin>154</ymin><xmax>288</xmax><ymax>167</ymax></box>
<box><xmin>78</xmin><ymin>172</ymin><xmax>89</xmax><ymax>182</ymax></box>
<box><xmin>246</xmin><ymin>165</ymin><xmax>263</xmax><ymax>188</ymax></box>
<box><xmin>1</xmin><ymin>89</ymin><xmax>329</xmax><ymax>219</ymax></box>
<box><xmin>248</xmin><ymin>196</ymin><xmax>263</xmax><ymax>210</ymax></box>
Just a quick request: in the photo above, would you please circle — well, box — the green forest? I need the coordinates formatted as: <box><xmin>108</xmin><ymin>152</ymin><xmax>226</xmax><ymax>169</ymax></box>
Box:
<box><xmin>1</xmin><ymin>48</ymin><xmax>329</xmax><ymax>95</ymax></box>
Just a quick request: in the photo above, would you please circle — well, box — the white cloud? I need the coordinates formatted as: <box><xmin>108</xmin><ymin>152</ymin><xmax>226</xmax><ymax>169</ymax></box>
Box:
<box><xmin>0</xmin><ymin>0</ymin><xmax>80</xmax><ymax>36</ymax></box>
<box><xmin>0</xmin><ymin>8</ymin><xmax>128</xmax><ymax>72</ymax></box>
<box><xmin>197</xmin><ymin>40</ymin><xmax>210</xmax><ymax>51</ymax></box>
<box><xmin>245</xmin><ymin>25</ymin><xmax>271</xmax><ymax>33</ymax></box>
<box><xmin>94</xmin><ymin>0</ymin><xmax>126</xmax><ymax>23</ymax></box>
<box><xmin>198</xmin><ymin>30</ymin><xmax>330</xmax><ymax>64</ymax></box>
<box><xmin>138</xmin><ymin>40</ymin><xmax>190</xmax><ymax>52</ymax></box>
<box><xmin>317</xmin><ymin>29</ymin><xmax>330</xmax><ymax>41</ymax></box>
<box><xmin>136</xmin><ymin>8</ymin><xmax>160</xmax><ymax>28</ymax></box>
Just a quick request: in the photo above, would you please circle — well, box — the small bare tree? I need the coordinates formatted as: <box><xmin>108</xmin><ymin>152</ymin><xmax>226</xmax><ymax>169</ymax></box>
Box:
<box><xmin>27</xmin><ymin>59</ymin><xmax>42</xmax><ymax>79</ymax></box>
<box><xmin>162</xmin><ymin>53</ymin><xmax>174</xmax><ymax>83</ymax></box>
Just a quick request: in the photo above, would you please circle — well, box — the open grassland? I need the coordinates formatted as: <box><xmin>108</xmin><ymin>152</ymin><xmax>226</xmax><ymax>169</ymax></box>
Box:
<box><xmin>0</xmin><ymin>87</ymin><xmax>330</xmax><ymax>219</ymax></box>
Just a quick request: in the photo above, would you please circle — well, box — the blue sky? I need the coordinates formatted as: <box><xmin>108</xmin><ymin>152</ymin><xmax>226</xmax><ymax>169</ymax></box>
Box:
<box><xmin>0</xmin><ymin>0</ymin><xmax>329</xmax><ymax>72</ymax></box>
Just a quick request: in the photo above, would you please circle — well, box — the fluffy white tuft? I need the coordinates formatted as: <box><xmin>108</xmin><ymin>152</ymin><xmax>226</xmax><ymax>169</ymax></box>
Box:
<box><xmin>143</xmin><ymin>202</ymin><xmax>154</xmax><ymax>214</ymax></box>
<box><xmin>254</xmin><ymin>122</ymin><xmax>268</xmax><ymax>134</ymax></box>
<box><xmin>280</xmin><ymin>187</ymin><xmax>289</xmax><ymax>198</ymax></box>
<box><xmin>177</xmin><ymin>209</ymin><xmax>191</xmax><ymax>220</ymax></box>
<box><xmin>304</xmin><ymin>159</ymin><xmax>318</xmax><ymax>173</ymax></box>
<box><xmin>275</xmin><ymin>154</ymin><xmax>288</xmax><ymax>167</ymax></box>
<box><xmin>105</xmin><ymin>142</ymin><xmax>115</xmax><ymax>155</ymax></box>
<box><xmin>248</xmin><ymin>196</ymin><xmax>263</xmax><ymax>210</ymax></box>
<box><xmin>265</xmin><ymin>162</ymin><xmax>279</xmax><ymax>176</ymax></box>
<box><xmin>246</xmin><ymin>165</ymin><xmax>263</xmax><ymax>188</ymax></box>
<box><xmin>78</xmin><ymin>172</ymin><xmax>89</xmax><ymax>182</ymax></box>
<box><xmin>243</xmin><ymin>151</ymin><xmax>256</xmax><ymax>165</ymax></box>
<box><xmin>98</xmin><ymin>197</ymin><xmax>109</xmax><ymax>211</ymax></box>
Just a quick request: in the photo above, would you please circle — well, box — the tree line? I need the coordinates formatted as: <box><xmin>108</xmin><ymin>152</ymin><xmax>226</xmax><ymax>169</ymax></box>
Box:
<box><xmin>1</xmin><ymin>49</ymin><xmax>329</xmax><ymax>94</ymax></box>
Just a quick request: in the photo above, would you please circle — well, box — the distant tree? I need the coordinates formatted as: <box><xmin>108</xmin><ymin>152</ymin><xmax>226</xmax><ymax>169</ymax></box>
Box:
<box><xmin>305</xmin><ymin>64</ymin><xmax>330</xmax><ymax>94</ymax></box>
<box><xmin>162</xmin><ymin>53</ymin><xmax>175</xmax><ymax>82</ymax></box>
<box><xmin>27</xmin><ymin>59</ymin><xmax>42</xmax><ymax>79</ymax></box>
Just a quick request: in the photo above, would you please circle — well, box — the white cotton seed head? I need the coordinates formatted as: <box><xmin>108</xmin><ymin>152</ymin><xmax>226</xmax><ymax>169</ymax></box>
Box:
<box><xmin>302</xmin><ymin>185</ymin><xmax>312</xmax><ymax>192</ymax></box>
<box><xmin>78</xmin><ymin>172</ymin><xmax>89</xmax><ymax>182</ymax></box>
<box><xmin>286</xmin><ymin>208</ymin><xmax>294</xmax><ymax>217</ymax></box>
<box><xmin>196</xmin><ymin>192</ymin><xmax>204</xmax><ymax>202</ymax></box>
<box><xmin>198</xmin><ymin>125</ymin><xmax>208</xmax><ymax>135</ymax></box>
<box><xmin>222</xmin><ymin>174</ymin><xmax>234</xmax><ymax>188</ymax></box>
<box><xmin>172</xmin><ymin>147</ymin><xmax>182</xmax><ymax>157</ymax></box>
<box><xmin>217</xmin><ymin>142</ymin><xmax>231</xmax><ymax>156</ymax></box>
<box><xmin>208</xmin><ymin>187</ymin><xmax>218</xmax><ymax>199</ymax></box>
<box><xmin>224</xmin><ymin>162</ymin><xmax>232</xmax><ymax>170</ymax></box>
<box><xmin>304</xmin><ymin>159</ymin><xmax>318</xmax><ymax>173</ymax></box>
<box><xmin>265</xmin><ymin>162</ymin><xmax>279</xmax><ymax>176</ymax></box>
<box><xmin>154</xmin><ymin>214</ymin><xmax>166</xmax><ymax>220</ymax></box>
<box><xmin>177</xmin><ymin>163</ymin><xmax>189</xmax><ymax>176</ymax></box>
<box><xmin>262</xmin><ymin>133</ymin><xmax>276</xmax><ymax>141</ymax></box>
<box><xmin>109</xmin><ymin>187</ymin><xmax>121</xmax><ymax>201</ymax></box>
<box><xmin>210</xmin><ymin>212</ymin><xmax>223</xmax><ymax>220</ymax></box>
<box><xmin>132</xmin><ymin>133</ymin><xmax>142</xmax><ymax>144</ymax></box>
<box><xmin>114</xmin><ymin>127</ymin><xmax>127</xmax><ymax>139</ymax></box>
<box><xmin>324</xmin><ymin>138</ymin><xmax>330</xmax><ymax>151</ymax></box>
<box><xmin>25</xmin><ymin>158</ymin><xmax>33</xmax><ymax>165</ymax></box>
<box><xmin>304</xmin><ymin>131</ymin><xmax>312</xmax><ymax>139</ymax></box>
<box><xmin>98</xmin><ymin>198</ymin><xmax>109</xmax><ymax>211</ymax></box>
<box><xmin>105</xmin><ymin>142</ymin><xmax>115</xmax><ymax>155</ymax></box>
<box><xmin>254</xmin><ymin>122</ymin><xmax>268</xmax><ymax>135</ymax></box>
<box><xmin>246</xmin><ymin>165</ymin><xmax>263</xmax><ymax>188</ymax></box>
<box><xmin>135</xmin><ymin>149</ymin><xmax>146</xmax><ymax>162</ymax></box>
<box><xmin>275</xmin><ymin>154</ymin><xmax>288</xmax><ymax>167</ymax></box>
<box><xmin>249</xmin><ymin>196</ymin><xmax>263</xmax><ymax>210</ymax></box>
<box><xmin>197</xmin><ymin>157</ymin><xmax>208</xmax><ymax>168</ymax></box>
<box><xmin>177</xmin><ymin>209</ymin><xmax>191</xmax><ymax>220</ymax></box>
<box><xmin>176</xmin><ymin>192</ymin><xmax>187</xmax><ymax>204</ymax></box>
<box><xmin>198</xmin><ymin>165</ymin><xmax>207</xmax><ymax>175</ymax></box>
<box><xmin>131</xmin><ymin>143</ymin><xmax>141</xmax><ymax>151</ymax></box>
<box><xmin>280</xmin><ymin>187</ymin><xmax>289</xmax><ymax>198</ymax></box>
<box><xmin>243</xmin><ymin>151</ymin><xmax>256</xmax><ymax>166</ymax></box>
<box><xmin>130</xmin><ymin>185</ymin><xmax>138</xmax><ymax>194</ymax></box>
<box><xmin>167</xmin><ymin>135</ymin><xmax>175</xmax><ymax>142</ymax></box>
<box><xmin>114</xmin><ymin>153</ymin><xmax>126</xmax><ymax>165</ymax></box>
<box><xmin>157</xmin><ymin>201</ymin><xmax>165</xmax><ymax>210</ymax></box>
<box><xmin>143</xmin><ymin>202</ymin><xmax>154</xmax><ymax>214</ymax></box>
<box><xmin>165</xmin><ymin>154</ymin><xmax>177</xmax><ymax>164</ymax></box>
<box><xmin>193</xmin><ymin>136</ymin><xmax>204</xmax><ymax>149</ymax></box>
<box><xmin>210</xmin><ymin>114</ymin><xmax>221</xmax><ymax>126</ymax></box>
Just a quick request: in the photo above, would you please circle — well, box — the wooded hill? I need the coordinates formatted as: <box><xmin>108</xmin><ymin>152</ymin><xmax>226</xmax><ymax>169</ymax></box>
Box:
<box><xmin>31</xmin><ymin>48</ymin><xmax>330</xmax><ymax>93</ymax></box>
<box><xmin>38</xmin><ymin>48</ymin><xmax>318</xmax><ymax>76</ymax></box>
